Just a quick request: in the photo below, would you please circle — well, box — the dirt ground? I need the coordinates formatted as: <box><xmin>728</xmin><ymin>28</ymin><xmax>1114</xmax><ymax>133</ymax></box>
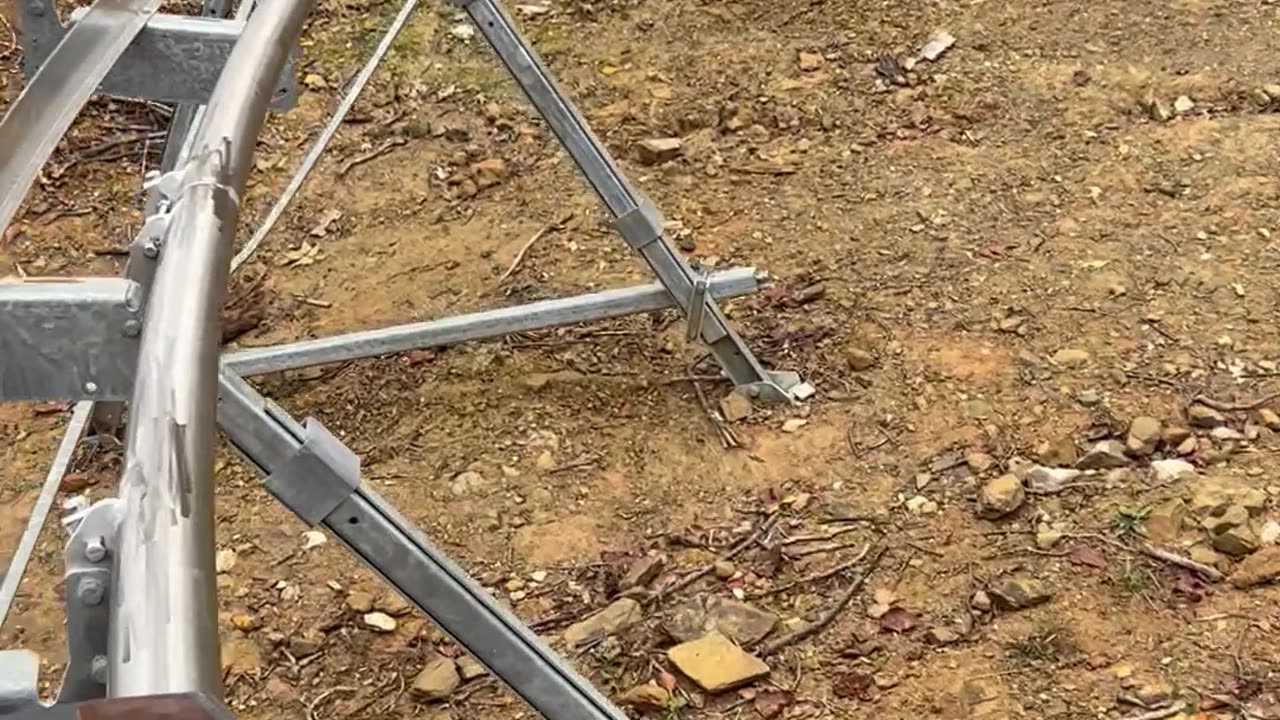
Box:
<box><xmin>4</xmin><ymin>0</ymin><xmax>1280</xmax><ymax>718</ymax></box>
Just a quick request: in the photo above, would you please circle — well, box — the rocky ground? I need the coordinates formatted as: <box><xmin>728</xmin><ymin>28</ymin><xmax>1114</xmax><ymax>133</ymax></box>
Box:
<box><xmin>4</xmin><ymin>0</ymin><xmax>1280</xmax><ymax>719</ymax></box>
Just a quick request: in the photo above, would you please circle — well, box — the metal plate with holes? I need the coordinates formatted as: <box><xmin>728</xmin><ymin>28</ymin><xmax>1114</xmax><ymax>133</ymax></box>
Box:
<box><xmin>0</xmin><ymin>278</ymin><xmax>142</xmax><ymax>402</ymax></box>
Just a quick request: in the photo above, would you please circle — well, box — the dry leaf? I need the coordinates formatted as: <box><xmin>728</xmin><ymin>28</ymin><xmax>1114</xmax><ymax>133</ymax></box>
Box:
<box><xmin>879</xmin><ymin>607</ymin><xmax>917</xmax><ymax>633</ymax></box>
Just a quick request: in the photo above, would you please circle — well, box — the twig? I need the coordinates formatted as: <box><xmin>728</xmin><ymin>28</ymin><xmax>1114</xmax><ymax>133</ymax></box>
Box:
<box><xmin>689</xmin><ymin>376</ymin><xmax>742</xmax><ymax>449</ymax></box>
<box><xmin>652</xmin><ymin>510</ymin><xmax>782</xmax><ymax>601</ymax></box>
<box><xmin>306</xmin><ymin>686</ymin><xmax>356</xmax><ymax>720</ymax></box>
<box><xmin>0</xmin><ymin>13</ymin><xmax>17</xmax><ymax>61</ymax></box>
<box><xmin>758</xmin><ymin>547</ymin><xmax>885</xmax><ymax>656</ymax></box>
<box><xmin>781</xmin><ymin>525</ymin><xmax>862</xmax><ymax>546</ymax></box>
<box><xmin>1191</xmin><ymin>392</ymin><xmax>1280</xmax><ymax>413</ymax></box>
<box><xmin>1076</xmin><ymin>533</ymin><xmax>1224</xmax><ymax>582</ymax></box>
<box><xmin>338</xmin><ymin>137</ymin><xmax>406</xmax><ymax>177</ymax></box>
<box><xmin>786</xmin><ymin>539</ymin><xmax>863</xmax><ymax>558</ymax></box>
<box><xmin>499</xmin><ymin>224</ymin><xmax>554</xmax><ymax>282</ymax></box>
<box><xmin>1117</xmin><ymin>702</ymin><xmax>1186</xmax><ymax>720</ymax></box>
<box><xmin>752</xmin><ymin>544</ymin><xmax>871</xmax><ymax>598</ymax></box>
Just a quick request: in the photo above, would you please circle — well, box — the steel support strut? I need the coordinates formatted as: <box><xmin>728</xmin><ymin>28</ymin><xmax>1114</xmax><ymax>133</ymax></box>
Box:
<box><xmin>451</xmin><ymin>0</ymin><xmax>808</xmax><ymax>401</ymax></box>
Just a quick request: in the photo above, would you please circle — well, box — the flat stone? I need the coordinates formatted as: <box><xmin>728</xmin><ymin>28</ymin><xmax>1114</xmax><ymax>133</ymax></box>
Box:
<box><xmin>1151</xmin><ymin>459</ymin><xmax>1196</xmax><ymax>484</ymax></box>
<box><xmin>1189</xmin><ymin>543</ymin><xmax>1224</xmax><ymax>567</ymax></box>
<box><xmin>1256</xmin><ymin>408</ymin><xmax>1280</xmax><ymax>431</ymax></box>
<box><xmin>450</xmin><ymin>470</ymin><xmax>488</xmax><ymax>496</ymax></box>
<box><xmin>1126</xmin><ymin>416</ymin><xmax>1163</xmax><ymax>456</ymax></box>
<box><xmin>563</xmin><ymin>598</ymin><xmax>642</xmax><ymax>647</ymax></box>
<box><xmin>1230</xmin><ymin>546</ymin><xmax>1280</xmax><ymax>588</ymax></box>
<box><xmin>1037</xmin><ymin>437</ymin><xmax>1078</xmax><ymax>466</ymax></box>
<box><xmin>1213</xmin><ymin>525</ymin><xmax>1260</xmax><ymax>557</ymax></box>
<box><xmin>1173</xmin><ymin>95</ymin><xmax>1196</xmax><ymax>113</ymax></box>
<box><xmin>456</xmin><ymin>655</ymin><xmax>487</xmax><ymax>681</ymax></box>
<box><xmin>1134</xmin><ymin>680</ymin><xmax>1174</xmax><ymax>709</ymax></box>
<box><xmin>846</xmin><ymin>347</ymin><xmax>877</xmax><ymax>371</ymax></box>
<box><xmin>220</xmin><ymin>637</ymin><xmax>262</xmax><ymax>675</ymax></box>
<box><xmin>1191</xmin><ymin>477</ymin><xmax>1268</xmax><ymax>518</ymax></box>
<box><xmin>988</xmin><ymin>576</ymin><xmax>1052</xmax><ymax>611</ymax></box>
<box><xmin>1076</xmin><ymin>440</ymin><xmax>1130</xmax><ymax>470</ymax></box>
<box><xmin>618</xmin><ymin>682</ymin><xmax>671</xmax><ymax>710</ymax></box>
<box><xmin>375</xmin><ymin>592</ymin><xmax>413</xmax><ymax>617</ymax></box>
<box><xmin>287</xmin><ymin>632</ymin><xmax>322</xmax><ymax>658</ymax></box>
<box><xmin>346</xmin><ymin>591</ymin><xmax>374</xmax><ymax>614</ymax></box>
<box><xmin>1035</xmin><ymin>527</ymin><xmax>1063</xmax><ymax>549</ymax></box>
<box><xmin>798</xmin><ymin>51</ymin><xmax>824</xmax><ymax>72</ymax></box>
<box><xmin>363</xmin><ymin>612</ymin><xmax>397</xmax><ymax>632</ymax></box>
<box><xmin>1144</xmin><ymin>499</ymin><xmax>1188</xmax><ymax>544</ymax></box>
<box><xmin>411</xmin><ymin>656</ymin><xmax>460</xmax><ymax>700</ymax></box>
<box><xmin>1188</xmin><ymin>404</ymin><xmax>1227</xmax><ymax>428</ymax></box>
<box><xmin>719</xmin><ymin>392</ymin><xmax>753</xmax><ymax>423</ymax></box>
<box><xmin>1212</xmin><ymin>426</ymin><xmax>1245</xmax><ymax>441</ymax></box>
<box><xmin>1025</xmin><ymin>466</ymin><xmax>1082</xmax><ymax>494</ymax></box>
<box><xmin>663</xmin><ymin>597</ymin><xmax>778</xmax><ymax>646</ymax></box>
<box><xmin>1163</xmin><ymin>425</ymin><xmax>1192</xmax><ymax>445</ymax></box>
<box><xmin>979</xmin><ymin>474</ymin><xmax>1025</xmax><ymax>519</ymax></box>
<box><xmin>215</xmin><ymin>548</ymin><xmax>238</xmax><ymax>574</ymax></box>
<box><xmin>620</xmin><ymin>554</ymin><xmax>666</xmax><ymax>590</ymax></box>
<box><xmin>667</xmin><ymin>632</ymin><xmax>770</xmax><ymax>693</ymax></box>
<box><xmin>636</xmin><ymin>137</ymin><xmax>683</xmax><ymax>165</ymax></box>
<box><xmin>1204</xmin><ymin>504</ymin><xmax>1249</xmax><ymax>535</ymax></box>
<box><xmin>1052</xmin><ymin>348</ymin><xmax>1090</xmax><ymax>367</ymax></box>
<box><xmin>966</xmin><ymin>452</ymin><xmax>996</xmax><ymax>474</ymax></box>
<box><xmin>926</xmin><ymin>627</ymin><xmax>961</xmax><ymax>645</ymax></box>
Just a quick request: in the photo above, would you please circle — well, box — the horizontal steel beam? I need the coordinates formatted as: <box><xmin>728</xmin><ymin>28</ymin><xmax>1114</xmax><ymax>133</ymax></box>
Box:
<box><xmin>0</xmin><ymin>279</ymin><xmax>142</xmax><ymax>402</ymax></box>
<box><xmin>224</xmin><ymin>267</ymin><xmax>766</xmax><ymax>376</ymax></box>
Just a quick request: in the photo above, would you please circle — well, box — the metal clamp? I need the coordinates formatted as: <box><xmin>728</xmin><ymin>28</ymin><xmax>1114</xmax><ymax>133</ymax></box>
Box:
<box><xmin>686</xmin><ymin>270</ymin><xmax>710</xmax><ymax>340</ymax></box>
<box><xmin>612</xmin><ymin>199</ymin><xmax>664</xmax><ymax>251</ymax></box>
<box><xmin>264</xmin><ymin>418</ymin><xmax>360</xmax><ymax>526</ymax></box>
<box><xmin>57</xmin><ymin>499</ymin><xmax>122</xmax><ymax>704</ymax></box>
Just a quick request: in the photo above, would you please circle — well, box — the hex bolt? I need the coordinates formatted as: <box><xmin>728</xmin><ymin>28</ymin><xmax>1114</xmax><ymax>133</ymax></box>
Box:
<box><xmin>78</xmin><ymin>577</ymin><xmax>105</xmax><ymax>606</ymax></box>
<box><xmin>83</xmin><ymin>381</ymin><xmax>99</xmax><ymax>395</ymax></box>
<box><xmin>28</xmin><ymin>1</ymin><xmax>45</xmax><ymax>16</ymax></box>
<box><xmin>90</xmin><ymin>655</ymin><xmax>108</xmax><ymax>684</ymax></box>
<box><xmin>122</xmin><ymin>319</ymin><xmax>142</xmax><ymax>338</ymax></box>
<box><xmin>84</xmin><ymin>537</ymin><xmax>107</xmax><ymax>563</ymax></box>
<box><xmin>142</xmin><ymin>240</ymin><xmax>160</xmax><ymax>258</ymax></box>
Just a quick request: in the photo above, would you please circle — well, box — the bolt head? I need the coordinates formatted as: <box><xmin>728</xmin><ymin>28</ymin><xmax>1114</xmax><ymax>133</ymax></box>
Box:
<box><xmin>142</xmin><ymin>241</ymin><xmax>160</xmax><ymax>258</ymax></box>
<box><xmin>84</xmin><ymin>537</ymin><xmax>107</xmax><ymax>563</ymax></box>
<box><xmin>83</xmin><ymin>381</ymin><xmax>99</xmax><ymax>395</ymax></box>
<box><xmin>122</xmin><ymin>319</ymin><xmax>142</xmax><ymax>337</ymax></box>
<box><xmin>78</xmin><ymin>577</ymin><xmax>104</xmax><ymax>606</ymax></box>
<box><xmin>90</xmin><ymin>655</ymin><xmax>108</xmax><ymax>684</ymax></box>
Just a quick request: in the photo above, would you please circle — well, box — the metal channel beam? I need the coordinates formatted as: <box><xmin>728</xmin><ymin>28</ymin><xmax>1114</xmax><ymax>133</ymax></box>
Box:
<box><xmin>0</xmin><ymin>279</ymin><xmax>142</xmax><ymax>402</ymax></box>
<box><xmin>215</xmin><ymin>371</ymin><xmax>626</xmax><ymax>720</ymax></box>
<box><xmin>225</xmin><ymin>266</ymin><xmax>765</xmax><ymax>376</ymax></box>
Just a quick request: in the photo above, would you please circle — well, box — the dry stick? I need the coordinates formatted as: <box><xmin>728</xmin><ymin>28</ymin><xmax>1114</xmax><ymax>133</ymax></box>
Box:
<box><xmin>758</xmin><ymin>547</ymin><xmax>886</xmax><ymax>656</ymax></box>
<box><xmin>499</xmin><ymin>223</ymin><xmax>554</xmax><ymax>282</ymax></box>
<box><xmin>652</xmin><ymin>510</ymin><xmax>782</xmax><ymax>602</ymax></box>
<box><xmin>1078</xmin><ymin>533</ymin><xmax>1224</xmax><ymax>582</ymax></box>
<box><xmin>1117</xmin><ymin>703</ymin><xmax>1187</xmax><ymax>720</ymax></box>
<box><xmin>786</xmin><ymin>539</ymin><xmax>863</xmax><ymax>559</ymax></box>
<box><xmin>751</xmin><ymin>544</ymin><xmax>871</xmax><ymax>598</ymax></box>
<box><xmin>337</xmin><ymin>137</ymin><xmax>406</xmax><ymax>177</ymax></box>
<box><xmin>780</xmin><ymin>524</ymin><xmax>862</xmax><ymax>546</ymax></box>
<box><xmin>688</xmin><ymin>376</ymin><xmax>741</xmax><ymax>449</ymax></box>
<box><xmin>1191</xmin><ymin>392</ymin><xmax>1280</xmax><ymax>413</ymax></box>
<box><xmin>305</xmin><ymin>686</ymin><xmax>356</xmax><ymax>720</ymax></box>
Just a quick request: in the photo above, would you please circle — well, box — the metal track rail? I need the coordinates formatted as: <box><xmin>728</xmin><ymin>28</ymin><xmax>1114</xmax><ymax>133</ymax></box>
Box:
<box><xmin>106</xmin><ymin>0</ymin><xmax>315</xmax><ymax>698</ymax></box>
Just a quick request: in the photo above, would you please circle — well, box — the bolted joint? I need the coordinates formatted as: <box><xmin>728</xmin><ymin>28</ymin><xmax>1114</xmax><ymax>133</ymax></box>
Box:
<box><xmin>77</xmin><ymin>577</ymin><xmax>105</xmax><ymax>606</ymax></box>
<box><xmin>90</xmin><ymin>655</ymin><xmax>108</xmax><ymax>685</ymax></box>
<box><xmin>122</xmin><ymin>318</ymin><xmax>142</xmax><ymax>337</ymax></box>
<box><xmin>84</xmin><ymin>536</ymin><xmax>108</xmax><ymax>563</ymax></box>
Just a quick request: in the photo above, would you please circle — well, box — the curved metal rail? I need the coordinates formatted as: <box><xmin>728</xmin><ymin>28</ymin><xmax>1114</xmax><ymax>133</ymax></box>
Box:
<box><xmin>106</xmin><ymin>0</ymin><xmax>315</xmax><ymax>698</ymax></box>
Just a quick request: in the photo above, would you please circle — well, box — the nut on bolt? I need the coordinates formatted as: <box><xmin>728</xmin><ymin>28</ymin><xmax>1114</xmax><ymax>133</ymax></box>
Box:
<box><xmin>90</xmin><ymin>655</ymin><xmax>108</xmax><ymax>684</ymax></box>
<box><xmin>78</xmin><ymin>577</ymin><xmax>105</xmax><ymax>606</ymax></box>
<box><xmin>84</xmin><ymin>536</ymin><xmax>107</xmax><ymax>563</ymax></box>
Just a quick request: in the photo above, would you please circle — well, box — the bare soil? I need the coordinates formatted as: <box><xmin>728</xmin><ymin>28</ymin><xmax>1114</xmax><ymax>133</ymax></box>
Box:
<box><xmin>4</xmin><ymin>0</ymin><xmax>1280</xmax><ymax>718</ymax></box>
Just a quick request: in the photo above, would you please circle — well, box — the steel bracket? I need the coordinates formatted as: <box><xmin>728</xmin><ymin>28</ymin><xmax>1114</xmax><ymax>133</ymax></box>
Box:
<box><xmin>57</xmin><ymin>498</ymin><xmax>123</xmax><ymax>704</ymax></box>
<box><xmin>0</xmin><ymin>278</ymin><xmax>143</xmax><ymax>402</ymax></box>
<box><xmin>264</xmin><ymin>418</ymin><xmax>360</xmax><ymax>527</ymax></box>
<box><xmin>18</xmin><ymin>4</ymin><xmax>298</xmax><ymax>108</ymax></box>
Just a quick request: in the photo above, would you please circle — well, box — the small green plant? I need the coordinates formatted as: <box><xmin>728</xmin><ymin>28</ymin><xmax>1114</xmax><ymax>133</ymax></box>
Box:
<box><xmin>1114</xmin><ymin>504</ymin><xmax>1152</xmax><ymax>536</ymax></box>
<box><xmin>663</xmin><ymin>692</ymin><xmax>688</xmax><ymax>720</ymax></box>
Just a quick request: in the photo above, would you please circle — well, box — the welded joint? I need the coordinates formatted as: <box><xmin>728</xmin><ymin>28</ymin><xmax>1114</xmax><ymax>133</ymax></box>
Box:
<box><xmin>264</xmin><ymin>418</ymin><xmax>361</xmax><ymax>527</ymax></box>
<box><xmin>613</xmin><ymin>199</ymin><xmax>664</xmax><ymax>251</ymax></box>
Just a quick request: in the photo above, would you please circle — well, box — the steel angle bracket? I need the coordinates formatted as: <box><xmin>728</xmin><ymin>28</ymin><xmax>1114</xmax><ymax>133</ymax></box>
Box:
<box><xmin>0</xmin><ymin>278</ymin><xmax>143</xmax><ymax>402</ymax></box>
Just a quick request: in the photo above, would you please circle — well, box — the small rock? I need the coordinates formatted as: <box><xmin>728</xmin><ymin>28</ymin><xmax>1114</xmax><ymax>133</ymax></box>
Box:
<box><xmin>926</xmin><ymin>626</ymin><xmax>961</xmax><ymax>645</ymax></box>
<box><xmin>448</xmin><ymin>23</ymin><xmax>475</xmax><ymax>41</ymax></box>
<box><xmin>621</xmin><ymin>554</ymin><xmax>666</xmax><ymax>590</ymax></box>
<box><xmin>1188</xmin><ymin>543</ymin><xmax>1223</xmax><ymax>567</ymax></box>
<box><xmin>847</xmin><ymin>347</ymin><xmax>877</xmax><ymax>371</ymax></box>
<box><xmin>1230</xmin><ymin>546</ymin><xmax>1280</xmax><ymax>588</ymax></box>
<box><xmin>450</xmin><ymin>470</ymin><xmax>487</xmax><ymax>496</ymax></box>
<box><xmin>720</xmin><ymin>391</ymin><xmax>753</xmax><ymax>423</ymax></box>
<box><xmin>456</xmin><ymin>655</ymin><xmax>487</xmax><ymax>681</ymax></box>
<box><xmin>471</xmin><ymin>158</ymin><xmax>506</xmax><ymax>189</ymax></box>
<box><xmin>1213</xmin><ymin>525</ymin><xmax>1260</xmax><ymax>557</ymax></box>
<box><xmin>411</xmin><ymin>656</ymin><xmax>460</xmax><ymax>701</ymax></box>
<box><xmin>961</xmin><ymin>677</ymin><xmax>1011</xmax><ymax>717</ymax></box>
<box><xmin>618</xmin><ymin>682</ymin><xmax>671</xmax><ymax>710</ymax></box>
<box><xmin>363</xmin><ymin>612</ymin><xmax>397</xmax><ymax>632</ymax></box>
<box><xmin>231</xmin><ymin>614</ymin><xmax>259</xmax><ymax>632</ymax></box>
<box><xmin>970</xmin><ymin>591</ymin><xmax>992</xmax><ymax>612</ymax></box>
<box><xmin>781</xmin><ymin>418</ymin><xmax>808</xmax><ymax>433</ymax></box>
<box><xmin>1037</xmin><ymin>437</ymin><xmax>1078</xmax><ymax>466</ymax></box>
<box><xmin>1151</xmin><ymin>459</ymin><xmax>1195</xmax><ymax>484</ymax></box>
<box><xmin>1188</xmin><ymin>404</ymin><xmax>1227</xmax><ymax>428</ymax></box>
<box><xmin>636</xmin><ymin>137</ymin><xmax>683</xmax><ymax>165</ymax></box>
<box><xmin>1035</xmin><ymin>527</ymin><xmax>1063</xmax><ymax>549</ymax></box>
<box><xmin>1204</xmin><ymin>504</ymin><xmax>1249</xmax><ymax>535</ymax></box>
<box><xmin>979</xmin><ymin>474</ymin><xmax>1025</xmax><ymax>519</ymax></box>
<box><xmin>1176</xmin><ymin>436</ymin><xmax>1198</xmax><ymax>455</ymax></box>
<box><xmin>1024</xmin><ymin>466</ymin><xmax>1082</xmax><ymax>494</ymax></box>
<box><xmin>220</xmin><ymin>637</ymin><xmax>262</xmax><ymax>675</ymax></box>
<box><xmin>1134</xmin><ymin>680</ymin><xmax>1174</xmax><ymax>709</ymax></box>
<box><xmin>1126</xmin><ymin>417</ymin><xmax>1162</xmax><ymax>456</ymax></box>
<box><xmin>301</xmin><ymin>530</ymin><xmax>327</xmax><ymax>550</ymax></box>
<box><xmin>1076</xmin><ymin>440</ymin><xmax>1130</xmax><ymax>470</ymax></box>
<box><xmin>1257</xmin><ymin>408</ymin><xmax>1280</xmax><ymax>431</ymax></box>
<box><xmin>1173</xmin><ymin>95</ymin><xmax>1196</xmax><ymax>114</ymax></box>
<box><xmin>1144</xmin><ymin>499</ymin><xmax>1188</xmax><ymax>544</ymax></box>
<box><xmin>713</xmin><ymin>560</ymin><xmax>736</xmax><ymax>579</ymax></box>
<box><xmin>1051</xmin><ymin>348</ymin><xmax>1090</xmax><ymax>367</ymax></box>
<box><xmin>705</xmin><ymin>598</ymin><xmax>778</xmax><ymax>646</ymax></box>
<box><xmin>215</xmin><ymin>548</ymin><xmax>238</xmax><ymax>574</ymax></box>
<box><xmin>1148</xmin><ymin>97</ymin><xmax>1173</xmax><ymax>122</ymax></box>
<box><xmin>906</xmin><ymin>495</ymin><xmax>939</xmax><ymax>514</ymax></box>
<box><xmin>287</xmin><ymin>633</ymin><xmax>322</xmax><ymax>658</ymax></box>
<box><xmin>346</xmin><ymin>591</ymin><xmax>374</xmax><ymax>614</ymax></box>
<box><xmin>1163</xmin><ymin>425</ymin><xmax>1192</xmax><ymax>445</ymax></box>
<box><xmin>376</xmin><ymin>592</ymin><xmax>413</xmax><ymax>617</ymax></box>
<box><xmin>1076</xmin><ymin>389</ymin><xmax>1101</xmax><ymax>406</ymax></box>
<box><xmin>966</xmin><ymin>452</ymin><xmax>995</xmax><ymax>474</ymax></box>
<box><xmin>563</xmin><ymin>598</ymin><xmax>642</xmax><ymax>647</ymax></box>
<box><xmin>797</xmin><ymin>51</ymin><xmax>824</xmax><ymax>72</ymax></box>
<box><xmin>1265</xmin><ymin>84</ymin><xmax>1280</xmax><ymax>101</ymax></box>
<box><xmin>1211</xmin><ymin>426</ymin><xmax>1245</xmax><ymax>442</ymax></box>
<box><xmin>988</xmin><ymin>576</ymin><xmax>1052</xmax><ymax>611</ymax></box>
<box><xmin>667</xmin><ymin>632</ymin><xmax>770</xmax><ymax>693</ymax></box>
<box><xmin>1260</xmin><ymin>520</ymin><xmax>1280</xmax><ymax>545</ymax></box>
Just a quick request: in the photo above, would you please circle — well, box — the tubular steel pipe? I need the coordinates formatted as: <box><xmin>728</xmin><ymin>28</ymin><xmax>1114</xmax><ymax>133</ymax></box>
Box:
<box><xmin>107</xmin><ymin>0</ymin><xmax>316</xmax><ymax>699</ymax></box>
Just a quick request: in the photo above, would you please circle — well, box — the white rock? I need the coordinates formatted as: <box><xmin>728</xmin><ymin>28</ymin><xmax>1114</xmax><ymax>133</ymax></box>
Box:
<box><xmin>1151</xmin><ymin>459</ymin><xmax>1196</xmax><ymax>484</ymax></box>
<box><xmin>781</xmin><ymin>418</ymin><xmax>808</xmax><ymax>433</ymax></box>
<box><xmin>1173</xmin><ymin>95</ymin><xmax>1195</xmax><ymax>113</ymax></box>
<box><xmin>363</xmin><ymin>612</ymin><xmax>398</xmax><ymax>632</ymax></box>
<box><xmin>1024</xmin><ymin>466</ymin><xmax>1082</xmax><ymax>494</ymax></box>
<box><xmin>905</xmin><ymin>495</ymin><xmax>939</xmax><ymax>514</ymax></box>
<box><xmin>448</xmin><ymin>23</ymin><xmax>475</xmax><ymax>41</ymax></box>
<box><xmin>302</xmin><ymin>530</ymin><xmax>327</xmax><ymax>550</ymax></box>
<box><xmin>215</xmin><ymin>548</ymin><xmax>238</xmax><ymax>574</ymax></box>
<box><xmin>1261</xmin><ymin>521</ymin><xmax>1280</xmax><ymax>546</ymax></box>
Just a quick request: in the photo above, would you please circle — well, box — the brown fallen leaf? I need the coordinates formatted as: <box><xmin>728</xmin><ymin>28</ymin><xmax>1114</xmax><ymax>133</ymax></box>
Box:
<box><xmin>879</xmin><ymin>607</ymin><xmax>917</xmax><ymax>634</ymax></box>
<box><xmin>753</xmin><ymin>690</ymin><xmax>792</xmax><ymax>718</ymax></box>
